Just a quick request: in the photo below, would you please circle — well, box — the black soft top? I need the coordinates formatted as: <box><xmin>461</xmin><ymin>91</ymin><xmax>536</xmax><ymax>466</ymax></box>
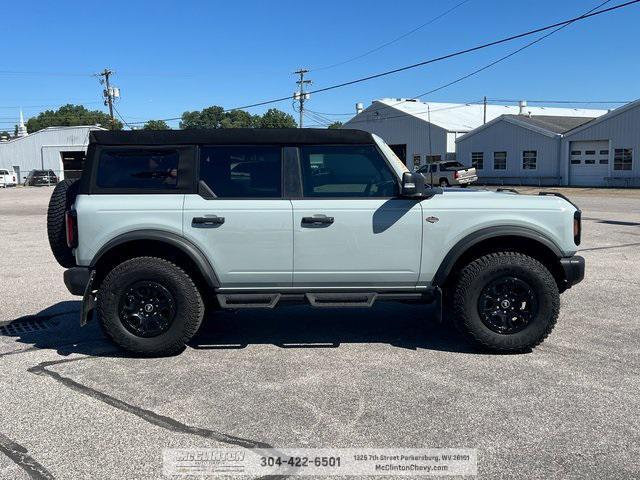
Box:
<box><xmin>89</xmin><ymin>128</ymin><xmax>374</xmax><ymax>146</ymax></box>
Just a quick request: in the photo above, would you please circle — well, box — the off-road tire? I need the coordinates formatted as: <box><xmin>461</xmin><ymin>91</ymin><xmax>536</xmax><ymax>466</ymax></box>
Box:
<box><xmin>450</xmin><ymin>252</ymin><xmax>559</xmax><ymax>353</ymax></box>
<box><xmin>47</xmin><ymin>179</ymin><xmax>79</xmax><ymax>268</ymax></box>
<box><xmin>439</xmin><ymin>178</ymin><xmax>449</xmax><ymax>187</ymax></box>
<box><xmin>97</xmin><ymin>256</ymin><xmax>204</xmax><ymax>356</ymax></box>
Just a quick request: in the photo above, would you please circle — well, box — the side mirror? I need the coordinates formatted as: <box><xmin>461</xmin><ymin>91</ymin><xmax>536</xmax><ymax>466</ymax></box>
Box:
<box><xmin>401</xmin><ymin>172</ymin><xmax>442</xmax><ymax>198</ymax></box>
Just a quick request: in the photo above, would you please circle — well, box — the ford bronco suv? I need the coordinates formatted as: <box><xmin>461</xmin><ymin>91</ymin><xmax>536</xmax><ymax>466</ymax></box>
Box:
<box><xmin>47</xmin><ymin>129</ymin><xmax>584</xmax><ymax>356</ymax></box>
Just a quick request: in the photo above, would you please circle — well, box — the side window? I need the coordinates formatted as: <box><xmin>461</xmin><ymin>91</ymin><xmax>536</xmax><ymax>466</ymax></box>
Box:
<box><xmin>299</xmin><ymin>145</ymin><xmax>398</xmax><ymax>198</ymax></box>
<box><xmin>471</xmin><ymin>152</ymin><xmax>484</xmax><ymax>170</ymax></box>
<box><xmin>494</xmin><ymin>152</ymin><xmax>507</xmax><ymax>170</ymax></box>
<box><xmin>200</xmin><ymin>146</ymin><xmax>282</xmax><ymax>198</ymax></box>
<box><xmin>97</xmin><ymin>149</ymin><xmax>179</xmax><ymax>189</ymax></box>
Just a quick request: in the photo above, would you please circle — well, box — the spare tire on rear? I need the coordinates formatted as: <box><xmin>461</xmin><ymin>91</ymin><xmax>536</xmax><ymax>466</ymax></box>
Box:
<box><xmin>47</xmin><ymin>179</ymin><xmax>79</xmax><ymax>268</ymax></box>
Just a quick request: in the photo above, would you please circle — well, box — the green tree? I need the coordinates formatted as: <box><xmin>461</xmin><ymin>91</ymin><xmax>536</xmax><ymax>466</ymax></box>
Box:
<box><xmin>26</xmin><ymin>104</ymin><xmax>122</xmax><ymax>132</ymax></box>
<box><xmin>180</xmin><ymin>106</ymin><xmax>296</xmax><ymax>129</ymax></box>
<box><xmin>327</xmin><ymin>121</ymin><xmax>343</xmax><ymax>129</ymax></box>
<box><xmin>257</xmin><ymin>108</ymin><xmax>297</xmax><ymax>128</ymax></box>
<box><xmin>142</xmin><ymin>120</ymin><xmax>171</xmax><ymax>130</ymax></box>
<box><xmin>180</xmin><ymin>106</ymin><xmax>226</xmax><ymax>129</ymax></box>
<box><xmin>220</xmin><ymin>109</ymin><xmax>259</xmax><ymax>128</ymax></box>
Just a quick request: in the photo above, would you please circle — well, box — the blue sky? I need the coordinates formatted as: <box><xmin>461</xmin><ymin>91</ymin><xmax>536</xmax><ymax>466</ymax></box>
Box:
<box><xmin>1</xmin><ymin>0</ymin><xmax>639</xmax><ymax>129</ymax></box>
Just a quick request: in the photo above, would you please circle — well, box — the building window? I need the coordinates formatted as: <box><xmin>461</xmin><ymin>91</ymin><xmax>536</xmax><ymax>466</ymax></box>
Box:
<box><xmin>425</xmin><ymin>154</ymin><xmax>441</xmax><ymax>163</ymax></box>
<box><xmin>493</xmin><ymin>152</ymin><xmax>507</xmax><ymax>170</ymax></box>
<box><xmin>571</xmin><ymin>159</ymin><xmax>581</xmax><ymax>165</ymax></box>
<box><xmin>585</xmin><ymin>159</ymin><xmax>596</xmax><ymax>165</ymax></box>
<box><xmin>599</xmin><ymin>159</ymin><xmax>609</xmax><ymax>165</ymax></box>
<box><xmin>585</xmin><ymin>150</ymin><xmax>596</xmax><ymax>155</ymax></box>
<box><xmin>614</xmin><ymin>148</ymin><xmax>633</xmax><ymax>171</ymax></box>
<box><xmin>571</xmin><ymin>150</ymin><xmax>581</xmax><ymax>155</ymax></box>
<box><xmin>522</xmin><ymin>150</ymin><xmax>537</xmax><ymax>170</ymax></box>
<box><xmin>413</xmin><ymin>154</ymin><xmax>422</xmax><ymax>167</ymax></box>
<box><xmin>599</xmin><ymin>150</ymin><xmax>609</xmax><ymax>155</ymax></box>
<box><xmin>471</xmin><ymin>152</ymin><xmax>484</xmax><ymax>170</ymax></box>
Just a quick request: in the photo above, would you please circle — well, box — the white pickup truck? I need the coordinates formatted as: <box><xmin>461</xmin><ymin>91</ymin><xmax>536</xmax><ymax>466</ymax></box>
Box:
<box><xmin>46</xmin><ymin>129</ymin><xmax>584</xmax><ymax>356</ymax></box>
<box><xmin>417</xmin><ymin>161</ymin><xmax>477</xmax><ymax>187</ymax></box>
<box><xmin>0</xmin><ymin>169</ymin><xmax>17</xmax><ymax>188</ymax></box>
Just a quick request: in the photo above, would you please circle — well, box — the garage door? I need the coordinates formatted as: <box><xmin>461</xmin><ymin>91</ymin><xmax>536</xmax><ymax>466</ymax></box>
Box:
<box><xmin>569</xmin><ymin>141</ymin><xmax>609</xmax><ymax>186</ymax></box>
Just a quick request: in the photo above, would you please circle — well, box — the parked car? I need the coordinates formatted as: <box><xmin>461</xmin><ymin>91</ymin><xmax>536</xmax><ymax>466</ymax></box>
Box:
<box><xmin>417</xmin><ymin>161</ymin><xmax>477</xmax><ymax>187</ymax></box>
<box><xmin>46</xmin><ymin>129</ymin><xmax>584</xmax><ymax>356</ymax></box>
<box><xmin>0</xmin><ymin>169</ymin><xmax>17</xmax><ymax>187</ymax></box>
<box><xmin>24</xmin><ymin>169</ymin><xmax>59</xmax><ymax>186</ymax></box>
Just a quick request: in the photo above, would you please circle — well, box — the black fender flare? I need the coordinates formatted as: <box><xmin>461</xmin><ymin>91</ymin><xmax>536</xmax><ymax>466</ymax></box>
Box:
<box><xmin>89</xmin><ymin>229</ymin><xmax>220</xmax><ymax>288</ymax></box>
<box><xmin>431</xmin><ymin>225</ymin><xmax>564</xmax><ymax>287</ymax></box>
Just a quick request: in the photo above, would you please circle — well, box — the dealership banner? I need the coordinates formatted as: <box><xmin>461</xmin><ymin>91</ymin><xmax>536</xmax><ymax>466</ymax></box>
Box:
<box><xmin>164</xmin><ymin>447</ymin><xmax>478</xmax><ymax>477</ymax></box>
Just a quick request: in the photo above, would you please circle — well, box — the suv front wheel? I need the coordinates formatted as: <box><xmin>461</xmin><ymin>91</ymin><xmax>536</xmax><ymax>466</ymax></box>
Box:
<box><xmin>97</xmin><ymin>257</ymin><xmax>204</xmax><ymax>356</ymax></box>
<box><xmin>451</xmin><ymin>252</ymin><xmax>560</xmax><ymax>352</ymax></box>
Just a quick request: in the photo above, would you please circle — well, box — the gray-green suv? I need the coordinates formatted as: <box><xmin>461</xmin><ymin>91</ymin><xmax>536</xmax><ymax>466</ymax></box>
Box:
<box><xmin>47</xmin><ymin>129</ymin><xmax>584</xmax><ymax>356</ymax></box>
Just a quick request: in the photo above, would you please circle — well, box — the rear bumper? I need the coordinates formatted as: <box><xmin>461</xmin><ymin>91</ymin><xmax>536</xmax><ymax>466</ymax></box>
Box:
<box><xmin>560</xmin><ymin>255</ymin><xmax>585</xmax><ymax>288</ymax></box>
<box><xmin>63</xmin><ymin>267</ymin><xmax>91</xmax><ymax>296</ymax></box>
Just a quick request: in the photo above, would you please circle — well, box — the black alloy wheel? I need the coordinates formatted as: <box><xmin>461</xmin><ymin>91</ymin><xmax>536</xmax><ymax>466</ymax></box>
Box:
<box><xmin>477</xmin><ymin>276</ymin><xmax>537</xmax><ymax>334</ymax></box>
<box><xmin>119</xmin><ymin>281</ymin><xmax>177</xmax><ymax>338</ymax></box>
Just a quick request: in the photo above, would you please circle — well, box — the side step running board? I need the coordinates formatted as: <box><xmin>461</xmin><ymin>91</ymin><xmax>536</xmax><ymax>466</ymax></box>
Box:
<box><xmin>217</xmin><ymin>294</ymin><xmax>281</xmax><ymax>309</ymax></box>
<box><xmin>306</xmin><ymin>292</ymin><xmax>376</xmax><ymax>308</ymax></box>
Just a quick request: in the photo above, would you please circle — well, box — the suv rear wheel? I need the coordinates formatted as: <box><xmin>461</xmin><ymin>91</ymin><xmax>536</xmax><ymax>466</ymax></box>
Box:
<box><xmin>97</xmin><ymin>256</ymin><xmax>204</xmax><ymax>356</ymax></box>
<box><xmin>450</xmin><ymin>251</ymin><xmax>559</xmax><ymax>353</ymax></box>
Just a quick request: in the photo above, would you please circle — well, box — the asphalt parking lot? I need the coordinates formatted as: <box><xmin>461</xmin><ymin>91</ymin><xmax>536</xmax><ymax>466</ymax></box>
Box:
<box><xmin>1</xmin><ymin>186</ymin><xmax>639</xmax><ymax>479</ymax></box>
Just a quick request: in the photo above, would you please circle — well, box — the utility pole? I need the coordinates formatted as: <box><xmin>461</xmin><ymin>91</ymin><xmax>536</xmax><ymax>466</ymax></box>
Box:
<box><xmin>293</xmin><ymin>68</ymin><xmax>311</xmax><ymax>128</ymax></box>
<box><xmin>483</xmin><ymin>96</ymin><xmax>487</xmax><ymax>124</ymax></box>
<box><xmin>96</xmin><ymin>68</ymin><xmax>119</xmax><ymax>129</ymax></box>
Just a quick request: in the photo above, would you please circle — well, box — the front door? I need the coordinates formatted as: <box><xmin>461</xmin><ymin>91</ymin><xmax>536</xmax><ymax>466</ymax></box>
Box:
<box><xmin>183</xmin><ymin>145</ymin><xmax>293</xmax><ymax>288</ymax></box>
<box><xmin>292</xmin><ymin>144</ymin><xmax>423</xmax><ymax>287</ymax></box>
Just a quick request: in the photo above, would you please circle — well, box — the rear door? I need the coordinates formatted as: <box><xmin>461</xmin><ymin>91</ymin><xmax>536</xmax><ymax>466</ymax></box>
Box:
<box><xmin>291</xmin><ymin>144</ymin><xmax>423</xmax><ymax>287</ymax></box>
<box><xmin>182</xmin><ymin>145</ymin><xmax>293</xmax><ymax>288</ymax></box>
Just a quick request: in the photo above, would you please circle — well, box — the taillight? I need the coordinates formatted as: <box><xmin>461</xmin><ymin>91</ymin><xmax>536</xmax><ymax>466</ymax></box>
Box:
<box><xmin>454</xmin><ymin>171</ymin><xmax>460</xmax><ymax>179</ymax></box>
<box><xmin>65</xmin><ymin>210</ymin><xmax>78</xmax><ymax>248</ymax></box>
<box><xmin>12</xmin><ymin>176</ymin><xmax>15</xmax><ymax>182</ymax></box>
<box><xmin>573</xmin><ymin>211</ymin><xmax>581</xmax><ymax>246</ymax></box>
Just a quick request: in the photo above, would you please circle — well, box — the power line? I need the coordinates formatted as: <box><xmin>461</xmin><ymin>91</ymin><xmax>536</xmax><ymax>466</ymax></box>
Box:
<box><xmin>125</xmin><ymin>0</ymin><xmax>640</xmax><ymax>125</ymax></box>
<box><xmin>112</xmin><ymin>104</ymin><xmax>133</xmax><ymax>130</ymax></box>
<box><xmin>311</xmin><ymin>0</ymin><xmax>473</xmax><ymax>71</ymax></box>
<box><xmin>305</xmin><ymin>1</ymin><xmax>638</xmax><ymax>98</ymax></box>
<box><xmin>343</xmin><ymin>0</ymin><xmax>617</xmax><ymax>122</ymax></box>
<box><xmin>406</xmin><ymin>0</ymin><xmax>615</xmax><ymax>102</ymax></box>
<box><xmin>489</xmin><ymin>98</ymin><xmax>631</xmax><ymax>104</ymax></box>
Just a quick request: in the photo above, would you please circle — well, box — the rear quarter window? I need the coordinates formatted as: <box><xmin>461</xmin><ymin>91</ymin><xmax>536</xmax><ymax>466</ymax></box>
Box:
<box><xmin>96</xmin><ymin>149</ymin><xmax>180</xmax><ymax>189</ymax></box>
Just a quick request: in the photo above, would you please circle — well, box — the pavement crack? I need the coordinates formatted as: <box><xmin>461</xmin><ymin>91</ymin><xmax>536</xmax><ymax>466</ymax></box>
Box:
<box><xmin>27</xmin><ymin>358</ymin><xmax>273</xmax><ymax>450</ymax></box>
<box><xmin>0</xmin><ymin>432</ymin><xmax>55</xmax><ymax>479</ymax></box>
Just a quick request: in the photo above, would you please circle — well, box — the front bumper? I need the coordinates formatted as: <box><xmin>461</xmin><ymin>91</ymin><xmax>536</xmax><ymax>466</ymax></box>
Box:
<box><xmin>63</xmin><ymin>267</ymin><xmax>91</xmax><ymax>296</ymax></box>
<box><xmin>560</xmin><ymin>255</ymin><xmax>585</xmax><ymax>288</ymax></box>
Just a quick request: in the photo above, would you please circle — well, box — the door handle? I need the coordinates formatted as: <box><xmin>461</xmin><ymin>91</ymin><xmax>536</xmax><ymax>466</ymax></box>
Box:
<box><xmin>192</xmin><ymin>215</ymin><xmax>225</xmax><ymax>227</ymax></box>
<box><xmin>301</xmin><ymin>215</ymin><xmax>334</xmax><ymax>227</ymax></box>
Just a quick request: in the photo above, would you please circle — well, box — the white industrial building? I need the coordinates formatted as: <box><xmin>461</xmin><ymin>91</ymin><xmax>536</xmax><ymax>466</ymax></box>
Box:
<box><xmin>456</xmin><ymin>99</ymin><xmax>640</xmax><ymax>187</ymax></box>
<box><xmin>342</xmin><ymin>98</ymin><xmax>606</xmax><ymax>170</ymax></box>
<box><xmin>0</xmin><ymin>124</ymin><xmax>105</xmax><ymax>183</ymax></box>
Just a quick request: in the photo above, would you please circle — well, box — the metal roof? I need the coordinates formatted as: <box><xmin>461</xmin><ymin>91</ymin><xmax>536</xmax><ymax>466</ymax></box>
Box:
<box><xmin>90</xmin><ymin>128</ymin><xmax>374</xmax><ymax>146</ymax></box>
<box><xmin>501</xmin><ymin>115</ymin><xmax>595</xmax><ymax>134</ymax></box>
<box><xmin>363</xmin><ymin>98</ymin><xmax>608</xmax><ymax>132</ymax></box>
